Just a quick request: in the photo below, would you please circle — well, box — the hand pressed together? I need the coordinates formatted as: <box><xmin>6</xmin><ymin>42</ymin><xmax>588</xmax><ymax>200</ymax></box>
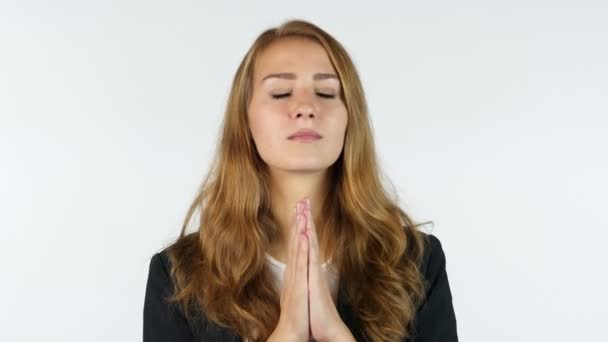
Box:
<box><xmin>268</xmin><ymin>198</ymin><xmax>355</xmax><ymax>342</ymax></box>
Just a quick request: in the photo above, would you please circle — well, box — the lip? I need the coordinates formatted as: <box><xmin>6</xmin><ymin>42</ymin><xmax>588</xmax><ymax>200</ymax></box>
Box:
<box><xmin>287</xmin><ymin>128</ymin><xmax>322</xmax><ymax>140</ymax></box>
<box><xmin>289</xmin><ymin>135</ymin><xmax>321</xmax><ymax>142</ymax></box>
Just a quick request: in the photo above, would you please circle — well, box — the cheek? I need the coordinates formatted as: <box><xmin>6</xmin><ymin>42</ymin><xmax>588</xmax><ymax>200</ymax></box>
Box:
<box><xmin>248</xmin><ymin>99</ymin><xmax>265</xmax><ymax>133</ymax></box>
<box><xmin>248</xmin><ymin>110</ymin><xmax>262</xmax><ymax>137</ymax></box>
<box><xmin>327</xmin><ymin>105</ymin><xmax>348</xmax><ymax>135</ymax></box>
<box><xmin>248</xmin><ymin>106</ymin><xmax>282</xmax><ymax>146</ymax></box>
<box><xmin>321</xmin><ymin>109</ymin><xmax>347</xmax><ymax>152</ymax></box>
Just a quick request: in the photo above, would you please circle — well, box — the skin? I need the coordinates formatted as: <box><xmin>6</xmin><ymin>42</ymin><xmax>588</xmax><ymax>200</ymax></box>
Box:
<box><xmin>247</xmin><ymin>37</ymin><xmax>354</xmax><ymax>341</ymax></box>
<box><xmin>248</xmin><ymin>36</ymin><xmax>347</xmax><ymax>264</ymax></box>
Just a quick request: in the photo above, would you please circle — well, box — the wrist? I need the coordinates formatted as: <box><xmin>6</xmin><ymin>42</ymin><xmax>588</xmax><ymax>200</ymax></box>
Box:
<box><xmin>335</xmin><ymin>329</ymin><xmax>356</xmax><ymax>342</ymax></box>
<box><xmin>267</xmin><ymin>325</ymin><xmax>300</xmax><ymax>342</ymax></box>
<box><xmin>318</xmin><ymin>323</ymin><xmax>355</xmax><ymax>342</ymax></box>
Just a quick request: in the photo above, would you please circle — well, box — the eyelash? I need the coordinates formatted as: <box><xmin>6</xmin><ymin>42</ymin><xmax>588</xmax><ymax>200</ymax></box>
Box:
<box><xmin>271</xmin><ymin>92</ymin><xmax>336</xmax><ymax>99</ymax></box>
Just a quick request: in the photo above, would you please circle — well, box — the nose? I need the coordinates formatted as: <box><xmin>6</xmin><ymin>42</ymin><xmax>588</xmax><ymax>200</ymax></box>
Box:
<box><xmin>290</xmin><ymin>91</ymin><xmax>317</xmax><ymax>119</ymax></box>
<box><xmin>295</xmin><ymin>110</ymin><xmax>315</xmax><ymax>119</ymax></box>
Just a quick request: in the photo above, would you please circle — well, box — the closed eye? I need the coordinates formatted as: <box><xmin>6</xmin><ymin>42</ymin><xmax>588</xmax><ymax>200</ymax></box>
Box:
<box><xmin>317</xmin><ymin>92</ymin><xmax>336</xmax><ymax>99</ymax></box>
<box><xmin>271</xmin><ymin>93</ymin><xmax>336</xmax><ymax>99</ymax></box>
<box><xmin>271</xmin><ymin>93</ymin><xmax>290</xmax><ymax>99</ymax></box>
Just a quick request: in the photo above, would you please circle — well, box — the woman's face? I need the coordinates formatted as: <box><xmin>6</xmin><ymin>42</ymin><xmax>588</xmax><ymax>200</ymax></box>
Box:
<box><xmin>247</xmin><ymin>37</ymin><xmax>348</xmax><ymax>174</ymax></box>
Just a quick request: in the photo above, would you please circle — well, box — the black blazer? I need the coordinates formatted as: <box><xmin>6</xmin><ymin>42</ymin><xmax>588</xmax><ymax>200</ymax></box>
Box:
<box><xmin>143</xmin><ymin>232</ymin><xmax>458</xmax><ymax>341</ymax></box>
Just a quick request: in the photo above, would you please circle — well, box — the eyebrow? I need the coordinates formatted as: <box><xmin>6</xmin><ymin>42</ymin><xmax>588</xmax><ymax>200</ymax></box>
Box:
<box><xmin>261</xmin><ymin>72</ymin><xmax>339</xmax><ymax>82</ymax></box>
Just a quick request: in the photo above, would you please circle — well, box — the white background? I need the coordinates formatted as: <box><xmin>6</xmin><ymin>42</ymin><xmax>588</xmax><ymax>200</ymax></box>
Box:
<box><xmin>1</xmin><ymin>1</ymin><xmax>606</xmax><ymax>341</ymax></box>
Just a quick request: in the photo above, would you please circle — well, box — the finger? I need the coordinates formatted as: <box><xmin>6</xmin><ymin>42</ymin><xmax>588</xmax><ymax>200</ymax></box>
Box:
<box><xmin>286</xmin><ymin>203</ymin><xmax>303</xmax><ymax>288</ymax></box>
<box><xmin>287</xmin><ymin>202</ymin><xmax>300</xmax><ymax>267</ymax></box>
<box><xmin>305</xmin><ymin>199</ymin><xmax>320</xmax><ymax>267</ymax></box>
<box><xmin>294</xmin><ymin>225</ymin><xmax>309</xmax><ymax>294</ymax></box>
<box><xmin>285</xmin><ymin>205</ymin><xmax>299</xmax><ymax>284</ymax></box>
<box><xmin>304</xmin><ymin>201</ymin><xmax>322</xmax><ymax>298</ymax></box>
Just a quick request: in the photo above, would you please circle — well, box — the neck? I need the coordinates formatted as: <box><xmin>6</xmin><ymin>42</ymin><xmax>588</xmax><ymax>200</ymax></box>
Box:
<box><xmin>267</xmin><ymin>167</ymin><xmax>328</xmax><ymax>263</ymax></box>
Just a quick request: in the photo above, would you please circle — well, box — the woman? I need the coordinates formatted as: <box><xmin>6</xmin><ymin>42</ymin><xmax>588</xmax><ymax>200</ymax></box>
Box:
<box><xmin>143</xmin><ymin>19</ymin><xmax>458</xmax><ymax>342</ymax></box>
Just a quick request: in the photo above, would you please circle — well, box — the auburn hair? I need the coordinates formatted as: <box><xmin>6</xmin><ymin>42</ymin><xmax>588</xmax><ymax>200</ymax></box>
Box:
<box><xmin>164</xmin><ymin>19</ymin><xmax>432</xmax><ymax>341</ymax></box>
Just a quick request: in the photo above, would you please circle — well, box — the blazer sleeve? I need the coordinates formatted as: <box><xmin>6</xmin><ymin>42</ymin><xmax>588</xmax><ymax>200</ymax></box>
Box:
<box><xmin>410</xmin><ymin>234</ymin><xmax>458</xmax><ymax>341</ymax></box>
<box><xmin>143</xmin><ymin>252</ymin><xmax>195</xmax><ymax>342</ymax></box>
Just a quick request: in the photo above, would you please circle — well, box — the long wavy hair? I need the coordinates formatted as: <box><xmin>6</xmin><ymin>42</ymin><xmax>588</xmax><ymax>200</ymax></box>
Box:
<box><xmin>164</xmin><ymin>19</ymin><xmax>432</xmax><ymax>341</ymax></box>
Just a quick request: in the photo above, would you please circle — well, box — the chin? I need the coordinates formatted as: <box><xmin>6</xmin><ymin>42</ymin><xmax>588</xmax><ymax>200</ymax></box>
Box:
<box><xmin>282</xmin><ymin>163</ymin><xmax>328</xmax><ymax>173</ymax></box>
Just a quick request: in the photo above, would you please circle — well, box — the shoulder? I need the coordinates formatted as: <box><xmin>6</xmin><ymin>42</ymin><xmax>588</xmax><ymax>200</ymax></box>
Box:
<box><xmin>145</xmin><ymin>249</ymin><xmax>173</xmax><ymax>301</ymax></box>
<box><xmin>144</xmin><ymin>246</ymin><xmax>185</xmax><ymax>327</ymax></box>
<box><xmin>148</xmin><ymin>249</ymin><xmax>173</xmax><ymax>279</ymax></box>
<box><xmin>146</xmin><ymin>241</ymin><xmax>182</xmax><ymax>288</ymax></box>
<box><xmin>148</xmin><ymin>232</ymin><xmax>200</xmax><ymax>279</ymax></box>
<box><xmin>144</xmin><ymin>233</ymin><xmax>201</xmax><ymax>319</ymax></box>
<box><xmin>410</xmin><ymin>232</ymin><xmax>459</xmax><ymax>341</ymax></box>
<box><xmin>144</xmin><ymin>235</ymin><xmax>243</xmax><ymax>340</ymax></box>
<box><xmin>419</xmin><ymin>232</ymin><xmax>448</xmax><ymax>283</ymax></box>
<box><xmin>143</xmin><ymin>243</ymin><xmax>198</xmax><ymax>341</ymax></box>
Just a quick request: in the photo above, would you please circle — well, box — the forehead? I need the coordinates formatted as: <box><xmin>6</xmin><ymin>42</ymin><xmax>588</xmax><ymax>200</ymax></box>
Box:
<box><xmin>253</xmin><ymin>37</ymin><xmax>336</xmax><ymax>79</ymax></box>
